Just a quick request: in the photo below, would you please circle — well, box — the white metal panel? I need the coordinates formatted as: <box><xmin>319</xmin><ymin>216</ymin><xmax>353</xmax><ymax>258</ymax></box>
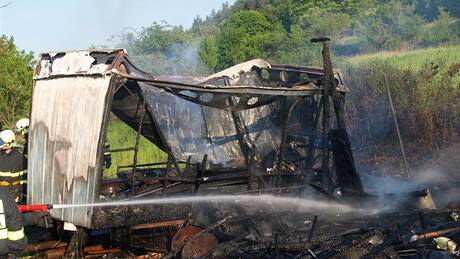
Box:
<box><xmin>28</xmin><ymin>75</ymin><xmax>111</xmax><ymax>228</ymax></box>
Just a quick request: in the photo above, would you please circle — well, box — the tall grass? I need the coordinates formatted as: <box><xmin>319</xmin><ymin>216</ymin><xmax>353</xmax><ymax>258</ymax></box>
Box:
<box><xmin>104</xmin><ymin>120</ymin><xmax>167</xmax><ymax>177</ymax></box>
<box><xmin>345</xmin><ymin>45</ymin><xmax>460</xmax><ymax>70</ymax></box>
<box><xmin>342</xmin><ymin>45</ymin><xmax>460</xmax><ymax>156</ymax></box>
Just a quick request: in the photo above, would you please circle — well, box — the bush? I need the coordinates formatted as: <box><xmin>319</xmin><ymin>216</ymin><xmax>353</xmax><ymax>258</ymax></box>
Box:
<box><xmin>216</xmin><ymin>10</ymin><xmax>285</xmax><ymax>69</ymax></box>
<box><xmin>355</xmin><ymin>1</ymin><xmax>424</xmax><ymax>52</ymax></box>
<box><xmin>422</xmin><ymin>8</ymin><xmax>458</xmax><ymax>47</ymax></box>
<box><xmin>0</xmin><ymin>36</ymin><xmax>34</xmax><ymax>129</ymax></box>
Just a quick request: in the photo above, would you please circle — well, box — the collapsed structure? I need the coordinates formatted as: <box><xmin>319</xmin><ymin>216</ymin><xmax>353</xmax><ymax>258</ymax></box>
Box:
<box><xmin>26</xmin><ymin>43</ymin><xmax>460</xmax><ymax>258</ymax></box>
<box><xmin>29</xmin><ymin>42</ymin><xmax>363</xmax><ymax>229</ymax></box>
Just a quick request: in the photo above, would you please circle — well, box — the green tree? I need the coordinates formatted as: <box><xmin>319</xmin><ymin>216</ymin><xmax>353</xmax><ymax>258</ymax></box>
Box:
<box><xmin>198</xmin><ymin>36</ymin><xmax>218</xmax><ymax>72</ymax></box>
<box><xmin>299</xmin><ymin>7</ymin><xmax>351</xmax><ymax>39</ymax></box>
<box><xmin>107</xmin><ymin>0</ymin><xmax>460</xmax><ymax>72</ymax></box>
<box><xmin>0</xmin><ymin>36</ymin><xmax>34</xmax><ymax>129</ymax></box>
<box><xmin>356</xmin><ymin>1</ymin><xmax>424</xmax><ymax>51</ymax></box>
<box><xmin>216</xmin><ymin>10</ymin><xmax>284</xmax><ymax>69</ymax></box>
<box><xmin>422</xmin><ymin>8</ymin><xmax>458</xmax><ymax>46</ymax></box>
<box><xmin>275</xmin><ymin>24</ymin><xmax>322</xmax><ymax>66</ymax></box>
<box><xmin>112</xmin><ymin>22</ymin><xmax>208</xmax><ymax>76</ymax></box>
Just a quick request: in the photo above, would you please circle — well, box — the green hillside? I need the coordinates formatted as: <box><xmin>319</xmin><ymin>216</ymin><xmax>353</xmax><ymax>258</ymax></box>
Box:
<box><xmin>347</xmin><ymin>45</ymin><xmax>460</xmax><ymax>69</ymax></box>
<box><xmin>108</xmin><ymin>0</ymin><xmax>460</xmax><ymax>75</ymax></box>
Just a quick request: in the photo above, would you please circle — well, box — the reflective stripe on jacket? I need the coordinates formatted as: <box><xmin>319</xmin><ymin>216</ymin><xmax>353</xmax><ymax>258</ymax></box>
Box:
<box><xmin>0</xmin><ymin>150</ymin><xmax>27</xmax><ymax>204</ymax></box>
<box><xmin>0</xmin><ymin>187</ymin><xmax>26</xmax><ymax>255</ymax></box>
<box><xmin>0</xmin><ymin>171</ymin><xmax>26</xmax><ymax>178</ymax></box>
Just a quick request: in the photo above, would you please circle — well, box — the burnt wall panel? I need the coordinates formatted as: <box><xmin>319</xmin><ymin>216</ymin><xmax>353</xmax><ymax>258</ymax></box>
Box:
<box><xmin>28</xmin><ymin>76</ymin><xmax>111</xmax><ymax>228</ymax></box>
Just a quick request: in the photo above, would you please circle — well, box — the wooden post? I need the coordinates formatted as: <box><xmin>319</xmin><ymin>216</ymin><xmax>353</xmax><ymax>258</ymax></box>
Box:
<box><xmin>64</xmin><ymin>228</ymin><xmax>89</xmax><ymax>258</ymax></box>
<box><xmin>311</xmin><ymin>37</ymin><xmax>333</xmax><ymax>191</ymax></box>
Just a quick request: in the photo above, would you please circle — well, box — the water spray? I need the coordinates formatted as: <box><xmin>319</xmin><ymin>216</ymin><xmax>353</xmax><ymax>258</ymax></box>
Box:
<box><xmin>19</xmin><ymin>194</ymin><xmax>379</xmax><ymax>215</ymax></box>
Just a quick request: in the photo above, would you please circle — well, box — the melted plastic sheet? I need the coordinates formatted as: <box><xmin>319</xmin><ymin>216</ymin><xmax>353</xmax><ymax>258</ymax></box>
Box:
<box><xmin>136</xmin><ymin>82</ymin><xmax>316</xmax><ymax>169</ymax></box>
<box><xmin>110</xmin><ymin>67</ymin><xmax>318</xmax><ymax>169</ymax></box>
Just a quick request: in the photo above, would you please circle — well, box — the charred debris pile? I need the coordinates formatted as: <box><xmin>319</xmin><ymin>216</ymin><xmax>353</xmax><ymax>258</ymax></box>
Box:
<box><xmin>26</xmin><ymin>39</ymin><xmax>460</xmax><ymax>258</ymax></box>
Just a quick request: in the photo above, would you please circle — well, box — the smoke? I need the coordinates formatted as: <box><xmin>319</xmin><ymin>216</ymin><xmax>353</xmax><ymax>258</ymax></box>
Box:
<box><xmin>360</xmin><ymin>157</ymin><xmax>460</xmax><ymax>209</ymax></box>
<box><xmin>109</xmin><ymin>30</ymin><xmax>209</xmax><ymax>77</ymax></box>
<box><xmin>360</xmin><ymin>169</ymin><xmax>444</xmax><ymax>195</ymax></box>
<box><xmin>149</xmin><ymin>41</ymin><xmax>208</xmax><ymax>76</ymax></box>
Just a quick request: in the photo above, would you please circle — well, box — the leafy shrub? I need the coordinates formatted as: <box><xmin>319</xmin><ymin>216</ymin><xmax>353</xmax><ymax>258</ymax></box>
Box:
<box><xmin>0</xmin><ymin>36</ymin><xmax>34</xmax><ymax>128</ymax></box>
<box><xmin>422</xmin><ymin>8</ymin><xmax>458</xmax><ymax>47</ymax></box>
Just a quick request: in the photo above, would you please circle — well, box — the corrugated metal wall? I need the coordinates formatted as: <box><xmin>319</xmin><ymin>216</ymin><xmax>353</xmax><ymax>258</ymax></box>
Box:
<box><xmin>28</xmin><ymin>75</ymin><xmax>111</xmax><ymax>228</ymax></box>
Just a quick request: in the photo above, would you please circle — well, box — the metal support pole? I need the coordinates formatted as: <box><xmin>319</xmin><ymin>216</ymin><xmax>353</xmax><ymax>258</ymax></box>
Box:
<box><xmin>131</xmin><ymin>100</ymin><xmax>146</xmax><ymax>194</ymax></box>
<box><xmin>223</xmin><ymin>78</ymin><xmax>258</xmax><ymax>190</ymax></box>
<box><xmin>305</xmin><ymin>97</ymin><xmax>322</xmax><ymax>173</ymax></box>
<box><xmin>163</xmin><ymin>154</ymin><xmax>173</xmax><ymax>196</ymax></box>
<box><xmin>278</xmin><ymin>97</ymin><xmax>301</xmax><ymax>169</ymax></box>
<box><xmin>146</xmin><ymin>109</ymin><xmax>182</xmax><ymax>176</ymax></box>
<box><xmin>383</xmin><ymin>73</ymin><xmax>410</xmax><ymax>177</ymax></box>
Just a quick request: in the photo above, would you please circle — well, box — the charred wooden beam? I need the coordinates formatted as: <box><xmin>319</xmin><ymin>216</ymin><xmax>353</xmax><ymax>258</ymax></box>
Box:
<box><xmin>312</xmin><ymin>37</ymin><xmax>364</xmax><ymax>195</ymax></box>
<box><xmin>24</xmin><ymin>241</ymin><xmax>67</xmax><ymax>253</ymax></box>
<box><xmin>84</xmin><ymin>245</ymin><xmax>122</xmax><ymax>255</ymax></box>
<box><xmin>64</xmin><ymin>228</ymin><xmax>89</xmax><ymax>259</ymax></box>
<box><xmin>311</xmin><ymin>38</ymin><xmax>333</xmax><ymax>192</ymax></box>
<box><xmin>331</xmin><ymin>129</ymin><xmax>364</xmax><ymax>195</ymax></box>
<box><xmin>131</xmin><ymin>219</ymin><xmax>186</xmax><ymax>230</ymax></box>
<box><xmin>307</xmin><ymin>215</ymin><xmax>318</xmax><ymax>243</ymax></box>
<box><xmin>193</xmin><ymin>154</ymin><xmax>208</xmax><ymax>194</ymax></box>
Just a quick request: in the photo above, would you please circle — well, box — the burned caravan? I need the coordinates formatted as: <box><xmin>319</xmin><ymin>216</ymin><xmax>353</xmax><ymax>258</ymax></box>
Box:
<box><xmin>28</xmin><ymin>46</ymin><xmax>363</xmax><ymax>229</ymax></box>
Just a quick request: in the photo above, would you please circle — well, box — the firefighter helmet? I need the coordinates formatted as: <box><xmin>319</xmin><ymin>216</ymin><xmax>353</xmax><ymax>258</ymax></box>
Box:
<box><xmin>15</xmin><ymin>118</ymin><xmax>29</xmax><ymax>136</ymax></box>
<box><xmin>0</xmin><ymin>130</ymin><xmax>16</xmax><ymax>150</ymax></box>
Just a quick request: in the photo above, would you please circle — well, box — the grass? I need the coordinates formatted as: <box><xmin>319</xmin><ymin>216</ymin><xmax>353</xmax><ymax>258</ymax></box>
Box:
<box><xmin>341</xmin><ymin>44</ymin><xmax>460</xmax><ymax>157</ymax></box>
<box><xmin>104</xmin><ymin>119</ymin><xmax>167</xmax><ymax>177</ymax></box>
<box><xmin>345</xmin><ymin>45</ymin><xmax>460</xmax><ymax>69</ymax></box>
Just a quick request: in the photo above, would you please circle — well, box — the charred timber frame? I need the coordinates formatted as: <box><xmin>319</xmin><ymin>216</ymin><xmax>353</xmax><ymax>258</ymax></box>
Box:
<box><xmin>114</xmin><ymin>68</ymin><xmax>338</xmax><ymax>191</ymax></box>
<box><xmin>312</xmin><ymin>38</ymin><xmax>364</xmax><ymax>195</ymax></box>
<box><xmin>29</xmin><ymin>47</ymin><xmax>363</xmax><ymax>229</ymax></box>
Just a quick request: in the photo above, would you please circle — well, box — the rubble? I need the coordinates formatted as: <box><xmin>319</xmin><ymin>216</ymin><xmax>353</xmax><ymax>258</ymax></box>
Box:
<box><xmin>22</xmin><ymin>42</ymin><xmax>460</xmax><ymax>258</ymax></box>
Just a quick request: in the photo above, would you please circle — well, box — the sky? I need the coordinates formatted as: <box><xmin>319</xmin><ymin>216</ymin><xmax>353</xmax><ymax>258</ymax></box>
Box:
<box><xmin>0</xmin><ymin>0</ymin><xmax>235</xmax><ymax>54</ymax></box>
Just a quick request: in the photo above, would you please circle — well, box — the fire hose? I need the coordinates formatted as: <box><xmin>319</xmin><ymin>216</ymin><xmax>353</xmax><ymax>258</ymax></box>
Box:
<box><xmin>18</xmin><ymin>204</ymin><xmax>53</xmax><ymax>212</ymax></box>
<box><xmin>17</xmin><ymin>204</ymin><xmax>54</xmax><ymax>228</ymax></box>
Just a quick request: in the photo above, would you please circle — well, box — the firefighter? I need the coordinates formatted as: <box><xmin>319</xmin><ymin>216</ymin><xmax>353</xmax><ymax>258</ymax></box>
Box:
<box><xmin>15</xmin><ymin>118</ymin><xmax>29</xmax><ymax>159</ymax></box>
<box><xmin>0</xmin><ymin>186</ymin><xmax>26</xmax><ymax>257</ymax></box>
<box><xmin>15</xmin><ymin>118</ymin><xmax>29</xmax><ymax>202</ymax></box>
<box><xmin>0</xmin><ymin>130</ymin><xmax>27</xmax><ymax>204</ymax></box>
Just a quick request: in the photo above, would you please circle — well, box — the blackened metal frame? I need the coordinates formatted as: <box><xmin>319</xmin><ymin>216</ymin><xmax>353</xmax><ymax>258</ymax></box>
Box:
<box><xmin>101</xmin><ymin>48</ymin><xmax>347</xmax><ymax>197</ymax></box>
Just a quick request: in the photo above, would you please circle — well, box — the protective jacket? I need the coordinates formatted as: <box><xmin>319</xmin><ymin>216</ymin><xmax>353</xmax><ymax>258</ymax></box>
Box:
<box><xmin>0</xmin><ymin>187</ymin><xmax>26</xmax><ymax>256</ymax></box>
<box><xmin>22</xmin><ymin>133</ymin><xmax>28</xmax><ymax>160</ymax></box>
<box><xmin>22</xmin><ymin>133</ymin><xmax>28</xmax><ymax>201</ymax></box>
<box><xmin>0</xmin><ymin>149</ymin><xmax>27</xmax><ymax>203</ymax></box>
